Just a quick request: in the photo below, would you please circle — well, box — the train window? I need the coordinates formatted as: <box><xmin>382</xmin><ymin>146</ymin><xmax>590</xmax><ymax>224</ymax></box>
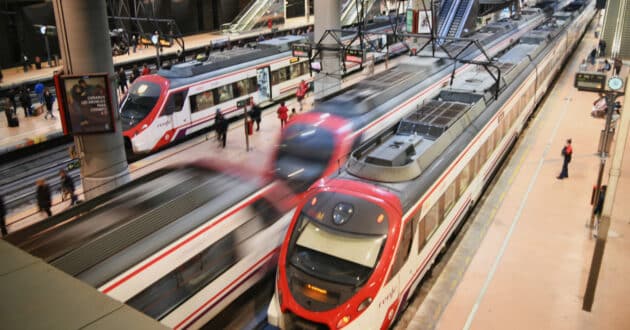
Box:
<box><xmin>443</xmin><ymin>183</ymin><xmax>457</xmax><ymax>215</ymax></box>
<box><xmin>424</xmin><ymin>202</ymin><xmax>439</xmax><ymax>239</ymax></box>
<box><xmin>271</xmin><ymin>67</ymin><xmax>290</xmax><ymax>85</ymax></box>
<box><xmin>416</xmin><ymin>215</ymin><xmax>426</xmax><ymax>253</ymax></box>
<box><xmin>387</xmin><ymin>220</ymin><xmax>414</xmax><ymax>283</ymax></box>
<box><xmin>126</xmin><ymin>233</ymin><xmax>238</xmax><ymax>319</ymax></box>
<box><xmin>162</xmin><ymin>90</ymin><xmax>187</xmax><ymax>116</ymax></box>
<box><xmin>217</xmin><ymin>85</ymin><xmax>234</xmax><ymax>103</ymax></box>
<box><xmin>190</xmin><ymin>91</ymin><xmax>215</xmax><ymax>113</ymax></box>
<box><xmin>290</xmin><ymin>62</ymin><xmax>303</xmax><ymax>79</ymax></box>
<box><xmin>459</xmin><ymin>161</ymin><xmax>471</xmax><ymax>194</ymax></box>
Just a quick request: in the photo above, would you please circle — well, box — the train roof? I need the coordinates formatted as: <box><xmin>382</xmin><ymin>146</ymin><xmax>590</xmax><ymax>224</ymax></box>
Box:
<box><xmin>341</xmin><ymin>3</ymin><xmax>585</xmax><ymax>211</ymax></box>
<box><xmin>157</xmin><ymin>35</ymin><xmax>307</xmax><ymax>84</ymax></box>
<box><xmin>312</xmin><ymin>9</ymin><xmax>546</xmax><ymax>121</ymax></box>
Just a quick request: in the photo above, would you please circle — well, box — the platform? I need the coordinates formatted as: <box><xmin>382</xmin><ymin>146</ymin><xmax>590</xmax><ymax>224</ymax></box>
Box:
<box><xmin>406</xmin><ymin>18</ymin><xmax>630</xmax><ymax>330</ymax></box>
<box><xmin>0</xmin><ymin>239</ymin><xmax>166</xmax><ymax>330</ymax></box>
<box><xmin>0</xmin><ymin>16</ymin><xmax>312</xmax><ymax>90</ymax></box>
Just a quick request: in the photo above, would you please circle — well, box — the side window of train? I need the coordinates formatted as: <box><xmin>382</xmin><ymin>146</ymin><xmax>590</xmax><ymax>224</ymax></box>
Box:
<box><xmin>387</xmin><ymin>219</ymin><xmax>414</xmax><ymax>283</ymax></box>
<box><xmin>217</xmin><ymin>85</ymin><xmax>234</xmax><ymax>103</ymax></box>
<box><xmin>424</xmin><ymin>202</ymin><xmax>439</xmax><ymax>239</ymax></box>
<box><xmin>162</xmin><ymin>90</ymin><xmax>187</xmax><ymax>116</ymax></box>
<box><xmin>190</xmin><ymin>91</ymin><xmax>215</xmax><ymax>113</ymax></box>
<box><xmin>252</xmin><ymin>199</ymin><xmax>282</xmax><ymax>227</ymax></box>
<box><xmin>443</xmin><ymin>183</ymin><xmax>457</xmax><ymax>215</ymax></box>
<box><xmin>417</xmin><ymin>213</ymin><xmax>426</xmax><ymax>253</ymax></box>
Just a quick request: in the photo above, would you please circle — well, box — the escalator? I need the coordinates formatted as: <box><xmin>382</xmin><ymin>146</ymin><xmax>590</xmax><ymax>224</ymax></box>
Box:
<box><xmin>446</xmin><ymin>0</ymin><xmax>475</xmax><ymax>38</ymax></box>
<box><xmin>341</xmin><ymin>0</ymin><xmax>380</xmax><ymax>26</ymax></box>
<box><xmin>437</xmin><ymin>0</ymin><xmax>457</xmax><ymax>38</ymax></box>
<box><xmin>227</xmin><ymin>0</ymin><xmax>285</xmax><ymax>33</ymax></box>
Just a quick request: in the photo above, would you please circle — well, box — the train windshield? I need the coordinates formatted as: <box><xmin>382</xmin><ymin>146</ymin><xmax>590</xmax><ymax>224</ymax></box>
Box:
<box><xmin>289</xmin><ymin>214</ymin><xmax>385</xmax><ymax>286</ymax></box>
<box><xmin>120</xmin><ymin>81</ymin><xmax>162</xmax><ymax>130</ymax></box>
<box><xmin>274</xmin><ymin>124</ymin><xmax>336</xmax><ymax>193</ymax></box>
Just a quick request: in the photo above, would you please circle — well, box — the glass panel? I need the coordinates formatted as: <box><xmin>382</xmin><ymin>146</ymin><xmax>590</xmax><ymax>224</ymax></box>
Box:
<box><xmin>217</xmin><ymin>85</ymin><xmax>234</xmax><ymax>103</ymax></box>
<box><xmin>388</xmin><ymin>220</ymin><xmax>413</xmax><ymax>282</ymax></box>
<box><xmin>416</xmin><ymin>215</ymin><xmax>426</xmax><ymax>253</ymax></box>
<box><xmin>424</xmin><ymin>203</ymin><xmax>439</xmax><ymax>238</ymax></box>
<box><xmin>190</xmin><ymin>91</ymin><xmax>215</xmax><ymax>113</ymax></box>
<box><xmin>444</xmin><ymin>183</ymin><xmax>457</xmax><ymax>214</ymax></box>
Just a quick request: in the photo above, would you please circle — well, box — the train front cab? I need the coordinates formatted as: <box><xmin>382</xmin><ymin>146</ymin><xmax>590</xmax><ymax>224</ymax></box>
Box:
<box><xmin>269</xmin><ymin>179</ymin><xmax>404</xmax><ymax>330</ymax></box>
<box><xmin>272</xmin><ymin>113</ymin><xmax>355</xmax><ymax>194</ymax></box>
<box><xmin>121</xmin><ymin>75</ymin><xmax>173</xmax><ymax>153</ymax></box>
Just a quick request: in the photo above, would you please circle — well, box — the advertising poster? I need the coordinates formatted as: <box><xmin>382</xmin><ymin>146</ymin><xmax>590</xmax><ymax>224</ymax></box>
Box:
<box><xmin>59</xmin><ymin>74</ymin><xmax>116</xmax><ymax>135</ymax></box>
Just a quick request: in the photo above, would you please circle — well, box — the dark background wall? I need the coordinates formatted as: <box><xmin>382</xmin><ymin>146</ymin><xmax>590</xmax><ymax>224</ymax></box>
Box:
<box><xmin>0</xmin><ymin>0</ymin><xmax>247</xmax><ymax>69</ymax></box>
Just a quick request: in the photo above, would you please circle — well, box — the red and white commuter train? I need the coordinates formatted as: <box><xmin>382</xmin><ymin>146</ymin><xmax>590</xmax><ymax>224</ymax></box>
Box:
<box><xmin>268</xmin><ymin>1</ymin><xmax>594</xmax><ymax>329</ymax></box>
<box><xmin>272</xmin><ymin>9</ymin><xmax>545</xmax><ymax>193</ymax></box>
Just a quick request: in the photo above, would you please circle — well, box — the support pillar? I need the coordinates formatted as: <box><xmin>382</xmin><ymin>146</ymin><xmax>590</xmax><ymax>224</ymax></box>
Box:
<box><xmin>52</xmin><ymin>0</ymin><xmax>130</xmax><ymax>199</ymax></box>
<box><xmin>314</xmin><ymin>0</ymin><xmax>342</xmax><ymax>100</ymax></box>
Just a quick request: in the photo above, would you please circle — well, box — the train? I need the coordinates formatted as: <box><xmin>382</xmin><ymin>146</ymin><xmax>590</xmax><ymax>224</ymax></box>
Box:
<box><xmin>272</xmin><ymin>9</ymin><xmax>546</xmax><ymax>193</ymax></box>
<box><xmin>5</xmin><ymin>160</ymin><xmax>295</xmax><ymax>330</ymax></box>
<box><xmin>267</xmin><ymin>1</ymin><xmax>595</xmax><ymax>329</ymax></box>
<box><xmin>121</xmin><ymin>35</ymin><xmax>311</xmax><ymax>154</ymax></box>
<box><xmin>120</xmin><ymin>24</ymin><xmax>408</xmax><ymax>155</ymax></box>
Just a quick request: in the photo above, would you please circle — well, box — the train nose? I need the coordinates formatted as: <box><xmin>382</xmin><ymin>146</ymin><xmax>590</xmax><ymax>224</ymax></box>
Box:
<box><xmin>274</xmin><ymin>162</ymin><xmax>325</xmax><ymax>193</ymax></box>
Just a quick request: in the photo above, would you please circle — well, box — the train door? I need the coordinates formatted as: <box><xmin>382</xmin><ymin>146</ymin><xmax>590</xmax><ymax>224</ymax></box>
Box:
<box><xmin>257</xmin><ymin>66</ymin><xmax>272</xmax><ymax>102</ymax></box>
<box><xmin>165</xmin><ymin>89</ymin><xmax>190</xmax><ymax>137</ymax></box>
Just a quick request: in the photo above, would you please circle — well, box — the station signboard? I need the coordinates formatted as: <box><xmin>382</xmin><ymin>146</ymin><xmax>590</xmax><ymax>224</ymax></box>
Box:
<box><xmin>574</xmin><ymin>72</ymin><xmax>607</xmax><ymax>92</ymax></box>
<box><xmin>55</xmin><ymin>73</ymin><xmax>116</xmax><ymax>135</ymax></box>
<box><xmin>292</xmin><ymin>44</ymin><xmax>312</xmax><ymax>58</ymax></box>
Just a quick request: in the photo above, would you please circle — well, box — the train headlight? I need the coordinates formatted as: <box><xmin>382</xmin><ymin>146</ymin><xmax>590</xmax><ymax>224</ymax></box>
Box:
<box><xmin>357</xmin><ymin>297</ymin><xmax>372</xmax><ymax>312</ymax></box>
<box><xmin>336</xmin><ymin>315</ymin><xmax>351</xmax><ymax>329</ymax></box>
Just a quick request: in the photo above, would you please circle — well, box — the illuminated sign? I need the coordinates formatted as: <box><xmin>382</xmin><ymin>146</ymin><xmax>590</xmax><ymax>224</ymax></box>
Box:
<box><xmin>292</xmin><ymin>43</ymin><xmax>312</xmax><ymax>58</ymax></box>
<box><xmin>574</xmin><ymin>72</ymin><xmax>607</xmax><ymax>92</ymax></box>
<box><xmin>344</xmin><ymin>48</ymin><xmax>364</xmax><ymax>64</ymax></box>
<box><xmin>57</xmin><ymin>73</ymin><xmax>116</xmax><ymax>135</ymax></box>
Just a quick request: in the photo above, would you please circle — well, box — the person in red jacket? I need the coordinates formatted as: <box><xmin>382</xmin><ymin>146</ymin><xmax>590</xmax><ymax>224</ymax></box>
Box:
<box><xmin>557</xmin><ymin>139</ymin><xmax>573</xmax><ymax>179</ymax></box>
<box><xmin>277</xmin><ymin>102</ymin><xmax>289</xmax><ymax>128</ymax></box>
<box><xmin>296</xmin><ymin>80</ymin><xmax>308</xmax><ymax>111</ymax></box>
<box><xmin>141</xmin><ymin>63</ymin><xmax>151</xmax><ymax>75</ymax></box>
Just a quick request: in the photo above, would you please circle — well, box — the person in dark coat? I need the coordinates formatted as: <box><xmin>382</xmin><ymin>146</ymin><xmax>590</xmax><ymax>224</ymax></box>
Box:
<box><xmin>59</xmin><ymin>169</ymin><xmax>78</xmax><ymax>205</ymax></box>
<box><xmin>0</xmin><ymin>193</ymin><xmax>7</xmax><ymax>237</ymax></box>
<box><xmin>215</xmin><ymin>109</ymin><xmax>228</xmax><ymax>148</ymax></box>
<box><xmin>588</xmin><ymin>48</ymin><xmax>597</xmax><ymax>66</ymax></box>
<box><xmin>118</xmin><ymin>67</ymin><xmax>128</xmax><ymax>94</ymax></box>
<box><xmin>19</xmin><ymin>87</ymin><xmax>32</xmax><ymax>117</ymax></box>
<box><xmin>250</xmin><ymin>103</ymin><xmax>262</xmax><ymax>131</ymax></box>
<box><xmin>131</xmin><ymin>64</ymin><xmax>141</xmax><ymax>83</ymax></box>
<box><xmin>598</xmin><ymin>39</ymin><xmax>606</xmax><ymax>57</ymax></box>
<box><xmin>36</xmin><ymin>179</ymin><xmax>52</xmax><ymax>217</ymax></box>
<box><xmin>557</xmin><ymin>139</ymin><xmax>573</xmax><ymax>180</ymax></box>
<box><xmin>43</xmin><ymin>87</ymin><xmax>56</xmax><ymax>119</ymax></box>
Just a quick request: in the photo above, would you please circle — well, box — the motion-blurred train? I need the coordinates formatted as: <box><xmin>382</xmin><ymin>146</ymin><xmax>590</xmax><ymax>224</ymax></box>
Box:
<box><xmin>121</xmin><ymin>25</ymin><xmax>407</xmax><ymax>154</ymax></box>
<box><xmin>268</xmin><ymin>1</ymin><xmax>595</xmax><ymax>329</ymax></box>
<box><xmin>272</xmin><ymin>9</ymin><xmax>546</xmax><ymax>193</ymax></box>
<box><xmin>6</xmin><ymin>160</ymin><xmax>295</xmax><ymax>329</ymax></box>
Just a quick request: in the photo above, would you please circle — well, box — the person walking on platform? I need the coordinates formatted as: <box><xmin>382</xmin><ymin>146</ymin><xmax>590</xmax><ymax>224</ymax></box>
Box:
<box><xmin>557</xmin><ymin>139</ymin><xmax>573</xmax><ymax>180</ymax></box>
<box><xmin>43</xmin><ymin>87</ymin><xmax>56</xmax><ymax>120</ymax></box>
<box><xmin>131</xmin><ymin>64</ymin><xmax>140</xmax><ymax>83</ymax></box>
<box><xmin>19</xmin><ymin>86</ymin><xmax>32</xmax><ymax>117</ymax></box>
<box><xmin>598</xmin><ymin>39</ymin><xmax>606</xmax><ymax>57</ymax></box>
<box><xmin>131</xmin><ymin>34</ymin><xmax>138</xmax><ymax>53</ymax></box>
<box><xmin>277</xmin><ymin>102</ymin><xmax>289</xmax><ymax>128</ymax></box>
<box><xmin>588</xmin><ymin>48</ymin><xmax>597</xmax><ymax>66</ymax></box>
<box><xmin>59</xmin><ymin>169</ymin><xmax>78</xmax><ymax>206</ymax></box>
<box><xmin>296</xmin><ymin>80</ymin><xmax>308</xmax><ymax>111</ymax></box>
<box><xmin>215</xmin><ymin>109</ymin><xmax>228</xmax><ymax>148</ymax></box>
<box><xmin>118</xmin><ymin>67</ymin><xmax>128</xmax><ymax>94</ymax></box>
<box><xmin>251</xmin><ymin>102</ymin><xmax>262</xmax><ymax>131</ymax></box>
<box><xmin>142</xmin><ymin>63</ymin><xmax>150</xmax><ymax>75</ymax></box>
<box><xmin>614</xmin><ymin>57</ymin><xmax>623</xmax><ymax>76</ymax></box>
<box><xmin>36</xmin><ymin>179</ymin><xmax>52</xmax><ymax>217</ymax></box>
<box><xmin>0</xmin><ymin>193</ymin><xmax>7</xmax><ymax>237</ymax></box>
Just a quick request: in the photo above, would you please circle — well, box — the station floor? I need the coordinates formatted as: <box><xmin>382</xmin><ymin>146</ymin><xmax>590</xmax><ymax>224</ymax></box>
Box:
<box><xmin>406</xmin><ymin>21</ymin><xmax>630</xmax><ymax>330</ymax></box>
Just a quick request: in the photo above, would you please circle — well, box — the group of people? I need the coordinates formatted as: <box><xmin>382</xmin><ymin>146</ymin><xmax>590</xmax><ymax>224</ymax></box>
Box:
<box><xmin>117</xmin><ymin>63</ymin><xmax>151</xmax><ymax>95</ymax></box>
<box><xmin>0</xmin><ymin>169</ymin><xmax>78</xmax><ymax>238</ymax></box>
<box><xmin>584</xmin><ymin>38</ymin><xmax>624</xmax><ymax>76</ymax></box>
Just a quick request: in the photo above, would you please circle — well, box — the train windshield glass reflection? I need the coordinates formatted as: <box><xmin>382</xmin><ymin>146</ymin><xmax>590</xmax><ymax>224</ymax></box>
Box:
<box><xmin>275</xmin><ymin>124</ymin><xmax>336</xmax><ymax>192</ymax></box>
<box><xmin>289</xmin><ymin>214</ymin><xmax>385</xmax><ymax>286</ymax></box>
<box><xmin>120</xmin><ymin>81</ymin><xmax>162</xmax><ymax>130</ymax></box>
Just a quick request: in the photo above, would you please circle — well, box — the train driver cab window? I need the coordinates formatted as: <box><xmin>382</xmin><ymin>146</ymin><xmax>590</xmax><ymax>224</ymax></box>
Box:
<box><xmin>387</xmin><ymin>220</ymin><xmax>413</xmax><ymax>283</ymax></box>
<box><xmin>217</xmin><ymin>85</ymin><xmax>234</xmax><ymax>103</ymax></box>
<box><xmin>162</xmin><ymin>90</ymin><xmax>187</xmax><ymax>116</ymax></box>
